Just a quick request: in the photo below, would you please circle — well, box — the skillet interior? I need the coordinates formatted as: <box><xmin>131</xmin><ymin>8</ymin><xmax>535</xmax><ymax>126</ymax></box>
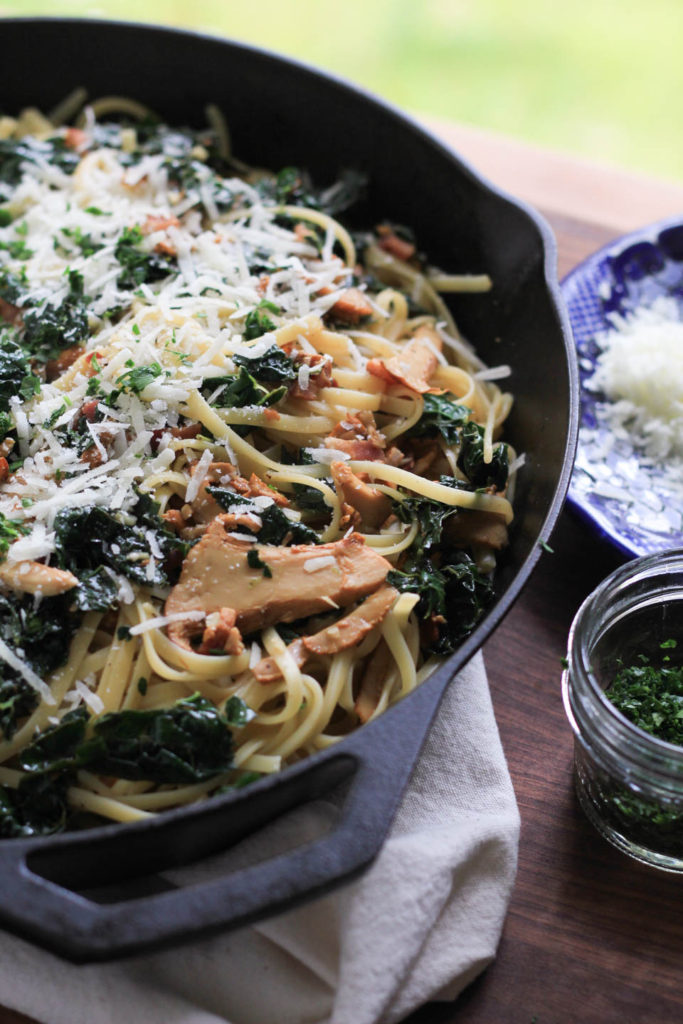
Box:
<box><xmin>0</xmin><ymin>17</ymin><xmax>578</xmax><ymax>960</ymax></box>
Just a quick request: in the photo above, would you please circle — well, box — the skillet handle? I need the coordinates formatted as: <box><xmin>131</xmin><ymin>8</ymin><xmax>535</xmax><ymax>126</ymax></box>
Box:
<box><xmin>0</xmin><ymin>668</ymin><xmax>451</xmax><ymax>962</ymax></box>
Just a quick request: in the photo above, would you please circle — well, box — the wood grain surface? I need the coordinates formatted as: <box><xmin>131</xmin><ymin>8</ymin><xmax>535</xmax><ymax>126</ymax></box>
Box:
<box><xmin>1</xmin><ymin>127</ymin><xmax>682</xmax><ymax>1024</ymax></box>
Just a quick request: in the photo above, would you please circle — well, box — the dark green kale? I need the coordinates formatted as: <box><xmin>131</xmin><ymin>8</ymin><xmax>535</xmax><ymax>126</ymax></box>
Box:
<box><xmin>0</xmin><ymin>677</ymin><xmax>38</xmax><ymax>741</ymax></box>
<box><xmin>0</xmin><ymin>332</ymin><xmax>40</xmax><ymax>411</ymax></box>
<box><xmin>606</xmin><ymin>640</ymin><xmax>683</xmax><ymax>745</ymax></box>
<box><xmin>256</xmin><ymin>166</ymin><xmax>366</xmax><ymax>216</ymax></box>
<box><xmin>114</xmin><ymin>225</ymin><xmax>176</xmax><ymax>289</ymax></box>
<box><xmin>233</xmin><ymin>344</ymin><xmax>297</xmax><ymax>383</ymax></box>
<box><xmin>53</xmin><ymin>491</ymin><xmax>188</xmax><ymax>595</ymax></box>
<box><xmin>243</xmin><ymin>300</ymin><xmax>280</xmax><ymax>341</ymax></box>
<box><xmin>457</xmin><ymin>421</ymin><xmax>508</xmax><ymax>491</ymax></box>
<box><xmin>203</xmin><ymin>366</ymin><xmax>287</xmax><ymax>409</ymax></box>
<box><xmin>389</xmin><ymin>552</ymin><xmax>494</xmax><ymax>655</ymax></box>
<box><xmin>388</xmin><ymin>492</ymin><xmax>494</xmax><ymax>655</ymax></box>
<box><xmin>207</xmin><ymin>487</ymin><xmax>318</xmax><ymax>545</ymax></box>
<box><xmin>0</xmin><ymin>267</ymin><xmax>26</xmax><ymax>306</ymax></box>
<box><xmin>0</xmin><ymin>136</ymin><xmax>77</xmax><ymax>195</ymax></box>
<box><xmin>0</xmin><ymin>588</ymin><xmax>80</xmax><ymax>738</ymax></box>
<box><xmin>0</xmin><ymin>773</ymin><xmax>70</xmax><ymax>838</ymax></box>
<box><xmin>19</xmin><ymin>694</ymin><xmax>245</xmax><ymax>785</ymax></box>
<box><xmin>0</xmin><ymin>588</ymin><xmax>77</xmax><ymax>679</ymax></box>
<box><xmin>407</xmin><ymin>393</ymin><xmax>470</xmax><ymax>445</ymax></box>
<box><xmin>21</xmin><ymin>269</ymin><xmax>89</xmax><ymax>363</ymax></box>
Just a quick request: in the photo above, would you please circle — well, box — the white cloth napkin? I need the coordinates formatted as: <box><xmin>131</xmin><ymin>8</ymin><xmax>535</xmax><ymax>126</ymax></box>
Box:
<box><xmin>0</xmin><ymin>652</ymin><xmax>519</xmax><ymax>1024</ymax></box>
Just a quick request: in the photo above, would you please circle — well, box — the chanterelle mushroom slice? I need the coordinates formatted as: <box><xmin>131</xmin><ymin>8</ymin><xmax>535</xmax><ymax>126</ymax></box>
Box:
<box><xmin>0</xmin><ymin>561</ymin><xmax>79</xmax><ymax>597</ymax></box>
<box><xmin>252</xmin><ymin>584</ymin><xmax>399</xmax><ymax>683</ymax></box>
<box><xmin>164</xmin><ymin>520</ymin><xmax>392</xmax><ymax>649</ymax></box>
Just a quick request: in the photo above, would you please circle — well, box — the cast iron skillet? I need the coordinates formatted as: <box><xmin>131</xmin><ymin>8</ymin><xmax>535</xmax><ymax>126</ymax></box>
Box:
<box><xmin>0</xmin><ymin>17</ymin><xmax>578</xmax><ymax>962</ymax></box>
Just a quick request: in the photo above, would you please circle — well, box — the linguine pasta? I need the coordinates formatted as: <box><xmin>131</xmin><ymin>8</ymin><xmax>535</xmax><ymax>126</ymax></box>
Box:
<box><xmin>0</xmin><ymin>98</ymin><xmax>515</xmax><ymax>834</ymax></box>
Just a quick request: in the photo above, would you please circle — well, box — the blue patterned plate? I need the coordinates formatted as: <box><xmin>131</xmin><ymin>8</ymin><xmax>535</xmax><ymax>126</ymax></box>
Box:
<box><xmin>563</xmin><ymin>216</ymin><xmax>683</xmax><ymax>558</ymax></box>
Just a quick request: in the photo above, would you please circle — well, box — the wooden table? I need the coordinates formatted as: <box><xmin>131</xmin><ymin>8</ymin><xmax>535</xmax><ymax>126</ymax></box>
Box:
<box><xmin>2</xmin><ymin>124</ymin><xmax>683</xmax><ymax>1024</ymax></box>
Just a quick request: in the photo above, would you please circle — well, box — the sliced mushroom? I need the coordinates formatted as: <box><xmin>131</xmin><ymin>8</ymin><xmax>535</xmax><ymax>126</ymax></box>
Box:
<box><xmin>165</xmin><ymin>523</ymin><xmax>391</xmax><ymax>650</ymax></box>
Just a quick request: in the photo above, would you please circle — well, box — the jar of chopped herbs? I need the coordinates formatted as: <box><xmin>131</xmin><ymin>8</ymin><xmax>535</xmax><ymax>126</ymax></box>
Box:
<box><xmin>563</xmin><ymin>550</ymin><xmax>683</xmax><ymax>872</ymax></box>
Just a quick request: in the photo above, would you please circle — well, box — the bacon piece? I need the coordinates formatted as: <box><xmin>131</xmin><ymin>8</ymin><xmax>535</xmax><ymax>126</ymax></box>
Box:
<box><xmin>367</xmin><ymin>325</ymin><xmax>443</xmax><ymax>394</ymax></box>
<box><xmin>376</xmin><ymin>225</ymin><xmax>416</xmax><ymax>262</ymax></box>
<box><xmin>45</xmin><ymin>345</ymin><xmax>83</xmax><ymax>382</ymax></box>
<box><xmin>289</xmin><ymin>353</ymin><xmax>336</xmax><ymax>400</ymax></box>
<box><xmin>165</xmin><ymin>525</ymin><xmax>391</xmax><ymax>649</ymax></box>
<box><xmin>64</xmin><ymin>127</ymin><xmax>88</xmax><ymax>151</ymax></box>
<box><xmin>252</xmin><ymin>586</ymin><xmax>398</xmax><ymax>683</ymax></box>
<box><xmin>142</xmin><ymin>214</ymin><xmax>180</xmax><ymax>234</ymax></box>
<box><xmin>196</xmin><ymin>608</ymin><xmax>244</xmax><ymax>656</ymax></box>
<box><xmin>326</xmin><ymin>287</ymin><xmax>373</xmax><ymax>324</ymax></box>
<box><xmin>0</xmin><ymin>457</ymin><xmax>8</xmax><ymax>483</ymax></box>
<box><xmin>330</xmin><ymin>462</ymin><xmax>393</xmax><ymax>530</ymax></box>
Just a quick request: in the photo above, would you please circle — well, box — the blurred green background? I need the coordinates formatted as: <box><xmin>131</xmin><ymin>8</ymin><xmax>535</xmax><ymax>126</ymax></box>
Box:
<box><xmin>2</xmin><ymin>0</ymin><xmax>681</xmax><ymax>181</ymax></box>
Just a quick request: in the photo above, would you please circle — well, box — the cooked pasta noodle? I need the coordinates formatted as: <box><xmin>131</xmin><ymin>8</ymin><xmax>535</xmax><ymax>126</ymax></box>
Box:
<box><xmin>0</xmin><ymin>97</ymin><xmax>517</xmax><ymax>835</ymax></box>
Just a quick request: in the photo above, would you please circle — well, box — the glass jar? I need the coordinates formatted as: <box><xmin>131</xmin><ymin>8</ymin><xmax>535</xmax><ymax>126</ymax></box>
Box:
<box><xmin>563</xmin><ymin>549</ymin><xmax>683</xmax><ymax>871</ymax></box>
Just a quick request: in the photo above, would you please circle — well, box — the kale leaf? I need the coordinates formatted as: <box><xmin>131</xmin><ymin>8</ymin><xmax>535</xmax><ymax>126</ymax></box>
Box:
<box><xmin>388</xmin><ymin>552</ymin><xmax>494</xmax><ymax>655</ymax></box>
<box><xmin>0</xmin><ymin>773</ymin><xmax>70</xmax><ymax>838</ymax></box>
<box><xmin>203</xmin><ymin>366</ymin><xmax>287</xmax><ymax>409</ymax></box>
<box><xmin>243</xmin><ymin>300</ymin><xmax>279</xmax><ymax>340</ymax></box>
<box><xmin>20</xmin><ymin>694</ymin><xmax>244</xmax><ymax>785</ymax></box>
<box><xmin>0</xmin><ymin>677</ymin><xmax>38</xmax><ymax>741</ymax></box>
<box><xmin>207</xmin><ymin>487</ymin><xmax>318</xmax><ymax>545</ymax></box>
<box><xmin>407</xmin><ymin>393</ymin><xmax>470</xmax><ymax>445</ymax></box>
<box><xmin>114</xmin><ymin>225</ymin><xmax>176</xmax><ymax>289</ymax></box>
<box><xmin>233</xmin><ymin>344</ymin><xmax>297</xmax><ymax>383</ymax></box>
<box><xmin>0</xmin><ymin>588</ymin><xmax>79</xmax><ymax>738</ymax></box>
<box><xmin>53</xmin><ymin>492</ymin><xmax>188</xmax><ymax>592</ymax></box>
<box><xmin>457</xmin><ymin>421</ymin><xmax>509</xmax><ymax>491</ymax></box>
<box><xmin>21</xmin><ymin>269</ymin><xmax>89</xmax><ymax>363</ymax></box>
<box><xmin>256</xmin><ymin>166</ymin><xmax>366</xmax><ymax>216</ymax></box>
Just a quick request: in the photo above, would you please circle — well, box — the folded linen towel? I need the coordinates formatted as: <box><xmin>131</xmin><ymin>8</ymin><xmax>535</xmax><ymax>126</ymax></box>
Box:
<box><xmin>0</xmin><ymin>651</ymin><xmax>519</xmax><ymax>1024</ymax></box>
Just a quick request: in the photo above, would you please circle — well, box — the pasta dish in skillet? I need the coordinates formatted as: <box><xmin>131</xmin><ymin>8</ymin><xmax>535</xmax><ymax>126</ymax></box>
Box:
<box><xmin>0</xmin><ymin>96</ymin><xmax>516</xmax><ymax>835</ymax></box>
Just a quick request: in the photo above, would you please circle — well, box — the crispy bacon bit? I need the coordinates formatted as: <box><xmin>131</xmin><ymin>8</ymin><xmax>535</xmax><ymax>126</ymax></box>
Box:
<box><xmin>257</xmin><ymin>274</ymin><xmax>270</xmax><ymax>295</ymax></box>
<box><xmin>290</xmin><ymin>353</ymin><xmax>336</xmax><ymax>400</ymax></box>
<box><xmin>376</xmin><ymin>225</ymin><xmax>416</xmax><ymax>262</ymax></box>
<box><xmin>324</xmin><ymin>411</ymin><xmax>402</xmax><ymax>463</ymax></box>
<box><xmin>0</xmin><ymin>457</ymin><xmax>8</xmax><ymax>483</ymax></box>
<box><xmin>263</xmin><ymin>407</ymin><xmax>281</xmax><ymax>422</ymax></box>
<box><xmin>246</xmin><ymin>473</ymin><xmax>289</xmax><ymax>507</ymax></box>
<box><xmin>165</xmin><ymin>527</ymin><xmax>391</xmax><ymax>649</ymax></box>
<box><xmin>80</xmin><ymin>400</ymin><xmax>99</xmax><ymax>423</ymax></box>
<box><xmin>331</xmin><ymin>462</ymin><xmax>393</xmax><ymax>530</ymax></box>
<box><xmin>326</xmin><ymin>287</ymin><xmax>373</xmax><ymax>324</ymax></box>
<box><xmin>252</xmin><ymin>586</ymin><xmax>399</xmax><ymax>683</ymax></box>
<box><xmin>163</xmin><ymin>509</ymin><xmax>185</xmax><ymax>533</ymax></box>
<box><xmin>142</xmin><ymin>214</ymin><xmax>180</xmax><ymax>235</ymax></box>
<box><xmin>64</xmin><ymin>127</ymin><xmax>88</xmax><ymax>151</ymax></box>
<box><xmin>196</xmin><ymin>608</ymin><xmax>244</xmax><ymax>656</ymax></box>
<box><xmin>150</xmin><ymin>422</ymin><xmax>202</xmax><ymax>452</ymax></box>
<box><xmin>45</xmin><ymin>344</ymin><xmax>83</xmax><ymax>382</ymax></box>
<box><xmin>367</xmin><ymin>324</ymin><xmax>443</xmax><ymax>395</ymax></box>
